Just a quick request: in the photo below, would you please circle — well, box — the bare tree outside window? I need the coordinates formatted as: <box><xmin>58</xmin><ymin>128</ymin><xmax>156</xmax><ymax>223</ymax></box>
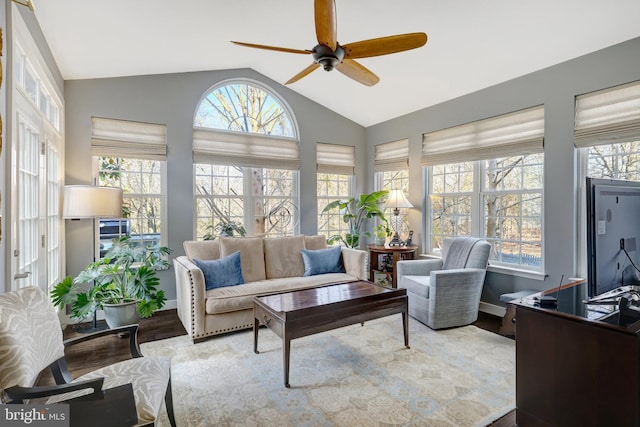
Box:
<box><xmin>429</xmin><ymin>153</ymin><xmax>543</xmax><ymax>269</ymax></box>
<box><xmin>588</xmin><ymin>141</ymin><xmax>640</xmax><ymax>180</ymax></box>
<box><xmin>377</xmin><ymin>170</ymin><xmax>410</xmax><ymax>238</ymax></box>
<box><xmin>98</xmin><ymin>157</ymin><xmax>164</xmax><ymax>249</ymax></box>
<box><xmin>194</xmin><ymin>82</ymin><xmax>298</xmax><ymax>238</ymax></box>
<box><xmin>318</xmin><ymin>173</ymin><xmax>352</xmax><ymax>240</ymax></box>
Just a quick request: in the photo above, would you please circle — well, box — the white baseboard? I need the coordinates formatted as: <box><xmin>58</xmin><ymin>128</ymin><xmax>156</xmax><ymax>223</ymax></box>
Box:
<box><xmin>480</xmin><ymin>301</ymin><xmax>506</xmax><ymax>317</ymax></box>
<box><xmin>161</xmin><ymin>299</ymin><xmax>177</xmax><ymax>310</ymax></box>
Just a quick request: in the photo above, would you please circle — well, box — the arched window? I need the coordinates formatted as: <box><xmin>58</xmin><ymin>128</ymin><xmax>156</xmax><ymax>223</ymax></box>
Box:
<box><xmin>195</xmin><ymin>81</ymin><xmax>296</xmax><ymax>138</ymax></box>
<box><xmin>193</xmin><ymin>80</ymin><xmax>300</xmax><ymax>239</ymax></box>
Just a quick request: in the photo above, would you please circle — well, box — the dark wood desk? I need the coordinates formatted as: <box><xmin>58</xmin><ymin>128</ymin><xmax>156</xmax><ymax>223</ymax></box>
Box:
<box><xmin>514</xmin><ymin>283</ymin><xmax>640</xmax><ymax>427</ymax></box>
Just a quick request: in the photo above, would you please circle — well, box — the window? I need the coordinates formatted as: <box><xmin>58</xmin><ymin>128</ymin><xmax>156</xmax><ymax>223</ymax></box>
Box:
<box><xmin>423</xmin><ymin>107</ymin><xmax>545</xmax><ymax>271</ymax></box>
<box><xmin>14</xmin><ymin>43</ymin><xmax>60</xmax><ymax>131</ymax></box>
<box><xmin>377</xmin><ymin>170</ymin><xmax>410</xmax><ymax>237</ymax></box>
<box><xmin>317</xmin><ymin>173</ymin><xmax>352</xmax><ymax>240</ymax></box>
<box><xmin>576</xmin><ymin>80</ymin><xmax>640</xmax><ymax>181</ymax></box>
<box><xmin>430</xmin><ymin>162</ymin><xmax>473</xmax><ymax>248</ymax></box>
<box><xmin>374</xmin><ymin>140</ymin><xmax>410</xmax><ymax>239</ymax></box>
<box><xmin>11</xmin><ymin>13</ymin><xmax>64</xmax><ymax>293</ymax></box>
<box><xmin>575</xmin><ymin>81</ymin><xmax>640</xmax><ymax>276</ymax></box>
<box><xmin>193</xmin><ymin>80</ymin><xmax>300</xmax><ymax>238</ymax></box>
<box><xmin>317</xmin><ymin>143</ymin><xmax>355</xmax><ymax>240</ymax></box>
<box><xmin>586</xmin><ymin>143</ymin><xmax>640</xmax><ymax>179</ymax></box>
<box><xmin>97</xmin><ymin>157</ymin><xmax>166</xmax><ymax>250</ymax></box>
<box><xmin>91</xmin><ymin>118</ymin><xmax>168</xmax><ymax>255</ymax></box>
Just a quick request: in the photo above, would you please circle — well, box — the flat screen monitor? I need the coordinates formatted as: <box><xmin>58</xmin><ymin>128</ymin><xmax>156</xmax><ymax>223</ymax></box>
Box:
<box><xmin>586</xmin><ymin>177</ymin><xmax>640</xmax><ymax>298</ymax></box>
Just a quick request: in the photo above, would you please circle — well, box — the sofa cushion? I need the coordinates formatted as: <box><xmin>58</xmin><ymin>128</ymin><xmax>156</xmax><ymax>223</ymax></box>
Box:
<box><xmin>301</xmin><ymin>246</ymin><xmax>345</xmax><ymax>276</ymax></box>
<box><xmin>204</xmin><ymin>273</ymin><xmax>356</xmax><ymax>314</ymax></box>
<box><xmin>183</xmin><ymin>240</ymin><xmax>220</xmax><ymax>261</ymax></box>
<box><xmin>219</xmin><ymin>237</ymin><xmax>266</xmax><ymax>283</ymax></box>
<box><xmin>263</xmin><ymin>236</ymin><xmax>306</xmax><ymax>279</ymax></box>
<box><xmin>193</xmin><ymin>251</ymin><xmax>244</xmax><ymax>290</ymax></box>
<box><xmin>304</xmin><ymin>235</ymin><xmax>328</xmax><ymax>250</ymax></box>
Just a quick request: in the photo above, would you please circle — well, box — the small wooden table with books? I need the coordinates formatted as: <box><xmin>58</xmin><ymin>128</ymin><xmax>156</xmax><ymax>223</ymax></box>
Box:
<box><xmin>368</xmin><ymin>244</ymin><xmax>418</xmax><ymax>288</ymax></box>
<box><xmin>253</xmin><ymin>280</ymin><xmax>409</xmax><ymax>387</ymax></box>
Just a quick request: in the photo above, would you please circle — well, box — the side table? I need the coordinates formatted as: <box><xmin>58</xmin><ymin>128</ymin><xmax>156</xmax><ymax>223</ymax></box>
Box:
<box><xmin>368</xmin><ymin>244</ymin><xmax>418</xmax><ymax>288</ymax></box>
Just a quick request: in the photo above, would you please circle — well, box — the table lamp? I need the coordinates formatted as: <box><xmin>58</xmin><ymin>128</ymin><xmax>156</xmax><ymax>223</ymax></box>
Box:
<box><xmin>384</xmin><ymin>189</ymin><xmax>413</xmax><ymax>247</ymax></box>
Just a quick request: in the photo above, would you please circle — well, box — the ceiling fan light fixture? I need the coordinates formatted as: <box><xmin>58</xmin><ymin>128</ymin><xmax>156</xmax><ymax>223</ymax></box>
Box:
<box><xmin>231</xmin><ymin>0</ymin><xmax>426</xmax><ymax>85</ymax></box>
<box><xmin>312</xmin><ymin>44</ymin><xmax>345</xmax><ymax>71</ymax></box>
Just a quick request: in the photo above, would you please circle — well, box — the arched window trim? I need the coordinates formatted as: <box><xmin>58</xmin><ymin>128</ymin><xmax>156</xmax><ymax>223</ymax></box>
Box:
<box><xmin>192</xmin><ymin>79</ymin><xmax>301</xmax><ymax>239</ymax></box>
<box><xmin>193</xmin><ymin>78</ymin><xmax>300</xmax><ymax>140</ymax></box>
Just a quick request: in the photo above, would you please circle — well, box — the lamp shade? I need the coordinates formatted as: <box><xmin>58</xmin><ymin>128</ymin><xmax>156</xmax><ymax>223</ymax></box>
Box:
<box><xmin>384</xmin><ymin>189</ymin><xmax>413</xmax><ymax>210</ymax></box>
<box><xmin>63</xmin><ymin>185</ymin><xmax>123</xmax><ymax>219</ymax></box>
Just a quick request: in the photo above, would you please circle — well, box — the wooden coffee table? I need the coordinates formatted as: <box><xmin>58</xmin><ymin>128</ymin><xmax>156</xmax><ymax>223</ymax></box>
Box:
<box><xmin>253</xmin><ymin>280</ymin><xmax>409</xmax><ymax>387</ymax></box>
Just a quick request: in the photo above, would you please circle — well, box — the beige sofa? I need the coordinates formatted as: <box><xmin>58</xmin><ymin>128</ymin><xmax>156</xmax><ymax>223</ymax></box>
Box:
<box><xmin>173</xmin><ymin>235</ymin><xmax>368</xmax><ymax>343</ymax></box>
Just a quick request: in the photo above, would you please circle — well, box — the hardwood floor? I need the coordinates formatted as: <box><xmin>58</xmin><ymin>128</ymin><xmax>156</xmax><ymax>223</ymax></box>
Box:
<box><xmin>42</xmin><ymin>309</ymin><xmax>516</xmax><ymax>426</ymax></box>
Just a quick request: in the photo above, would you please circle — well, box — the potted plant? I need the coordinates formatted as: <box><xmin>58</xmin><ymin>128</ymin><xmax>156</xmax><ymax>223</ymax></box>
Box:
<box><xmin>51</xmin><ymin>236</ymin><xmax>173</xmax><ymax>328</ymax></box>
<box><xmin>373</xmin><ymin>221</ymin><xmax>392</xmax><ymax>246</ymax></box>
<box><xmin>203</xmin><ymin>221</ymin><xmax>247</xmax><ymax>240</ymax></box>
<box><xmin>322</xmin><ymin>190</ymin><xmax>389</xmax><ymax>248</ymax></box>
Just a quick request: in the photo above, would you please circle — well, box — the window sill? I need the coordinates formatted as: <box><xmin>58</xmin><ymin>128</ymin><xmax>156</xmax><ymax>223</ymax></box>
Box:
<box><xmin>487</xmin><ymin>264</ymin><xmax>546</xmax><ymax>281</ymax></box>
<box><xmin>418</xmin><ymin>254</ymin><xmax>547</xmax><ymax>280</ymax></box>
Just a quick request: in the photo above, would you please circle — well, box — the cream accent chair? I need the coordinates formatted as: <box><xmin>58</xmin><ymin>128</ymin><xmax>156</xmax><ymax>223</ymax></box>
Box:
<box><xmin>0</xmin><ymin>286</ymin><xmax>176</xmax><ymax>427</ymax></box>
<box><xmin>396</xmin><ymin>237</ymin><xmax>491</xmax><ymax>329</ymax></box>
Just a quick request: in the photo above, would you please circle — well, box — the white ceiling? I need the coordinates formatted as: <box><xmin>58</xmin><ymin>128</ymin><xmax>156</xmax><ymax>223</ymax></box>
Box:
<box><xmin>32</xmin><ymin>0</ymin><xmax>640</xmax><ymax>127</ymax></box>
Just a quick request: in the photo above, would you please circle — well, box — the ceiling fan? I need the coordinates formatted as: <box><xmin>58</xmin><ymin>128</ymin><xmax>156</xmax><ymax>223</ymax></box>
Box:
<box><xmin>231</xmin><ymin>0</ymin><xmax>427</xmax><ymax>86</ymax></box>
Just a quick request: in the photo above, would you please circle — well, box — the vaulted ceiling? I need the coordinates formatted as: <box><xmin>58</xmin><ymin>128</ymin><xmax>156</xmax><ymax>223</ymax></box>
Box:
<box><xmin>32</xmin><ymin>0</ymin><xmax>640</xmax><ymax>127</ymax></box>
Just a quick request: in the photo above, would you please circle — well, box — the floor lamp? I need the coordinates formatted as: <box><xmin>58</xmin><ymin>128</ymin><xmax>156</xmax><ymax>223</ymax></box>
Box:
<box><xmin>385</xmin><ymin>189</ymin><xmax>413</xmax><ymax>247</ymax></box>
<box><xmin>63</xmin><ymin>185</ymin><xmax>123</xmax><ymax>332</ymax></box>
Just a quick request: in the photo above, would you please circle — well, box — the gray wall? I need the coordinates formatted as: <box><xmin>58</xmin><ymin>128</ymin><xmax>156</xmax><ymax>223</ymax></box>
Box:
<box><xmin>64</xmin><ymin>69</ymin><xmax>366</xmax><ymax>300</ymax></box>
<box><xmin>366</xmin><ymin>37</ymin><xmax>640</xmax><ymax>305</ymax></box>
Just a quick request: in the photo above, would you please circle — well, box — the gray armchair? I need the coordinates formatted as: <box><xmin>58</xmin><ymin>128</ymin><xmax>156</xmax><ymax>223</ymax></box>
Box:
<box><xmin>397</xmin><ymin>237</ymin><xmax>490</xmax><ymax>329</ymax></box>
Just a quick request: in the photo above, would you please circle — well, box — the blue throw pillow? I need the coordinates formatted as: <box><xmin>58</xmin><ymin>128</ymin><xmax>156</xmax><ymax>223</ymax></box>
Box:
<box><xmin>193</xmin><ymin>251</ymin><xmax>244</xmax><ymax>290</ymax></box>
<box><xmin>301</xmin><ymin>246</ymin><xmax>345</xmax><ymax>277</ymax></box>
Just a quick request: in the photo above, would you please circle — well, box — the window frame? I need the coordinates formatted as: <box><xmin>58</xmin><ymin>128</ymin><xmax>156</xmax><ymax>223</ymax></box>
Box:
<box><xmin>375</xmin><ymin>169</ymin><xmax>410</xmax><ymax>240</ymax></box>
<box><xmin>425</xmin><ymin>154</ymin><xmax>545</xmax><ymax>274</ymax></box>
<box><xmin>95</xmin><ymin>156</ymin><xmax>168</xmax><ymax>257</ymax></box>
<box><xmin>317</xmin><ymin>172</ymin><xmax>354</xmax><ymax>241</ymax></box>
<box><xmin>192</xmin><ymin>79</ymin><xmax>301</xmax><ymax>239</ymax></box>
<box><xmin>10</xmin><ymin>10</ymin><xmax>65</xmax><ymax>293</ymax></box>
<box><xmin>577</xmin><ymin>139</ymin><xmax>640</xmax><ymax>277</ymax></box>
<box><xmin>194</xmin><ymin>164</ymin><xmax>299</xmax><ymax>239</ymax></box>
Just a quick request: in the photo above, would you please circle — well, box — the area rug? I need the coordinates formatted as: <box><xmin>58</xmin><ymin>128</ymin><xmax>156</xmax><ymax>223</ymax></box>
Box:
<box><xmin>141</xmin><ymin>315</ymin><xmax>515</xmax><ymax>426</ymax></box>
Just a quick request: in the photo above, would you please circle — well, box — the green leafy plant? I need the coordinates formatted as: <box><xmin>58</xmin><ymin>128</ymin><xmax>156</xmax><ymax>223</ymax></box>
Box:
<box><xmin>51</xmin><ymin>237</ymin><xmax>173</xmax><ymax>320</ymax></box>
<box><xmin>322</xmin><ymin>190</ymin><xmax>389</xmax><ymax>248</ymax></box>
<box><xmin>374</xmin><ymin>221</ymin><xmax>392</xmax><ymax>239</ymax></box>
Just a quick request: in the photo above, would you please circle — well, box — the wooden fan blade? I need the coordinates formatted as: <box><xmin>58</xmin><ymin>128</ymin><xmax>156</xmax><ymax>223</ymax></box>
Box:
<box><xmin>343</xmin><ymin>32</ymin><xmax>427</xmax><ymax>59</ymax></box>
<box><xmin>285</xmin><ymin>63</ymin><xmax>321</xmax><ymax>85</ymax></box>
<box><xmin>335</xmin><ymin>59</ymin><xmax>380</xmax><ymax>86</ymax></box>
<box><xmin>315</xmin><ymin>0</ymin><xmax>337</xmax><ymax>50</ymax></box>
<box><xmin>231</xmin><ymin>41</ymin><xmax>311</xmax><ymax>55</ymax></box>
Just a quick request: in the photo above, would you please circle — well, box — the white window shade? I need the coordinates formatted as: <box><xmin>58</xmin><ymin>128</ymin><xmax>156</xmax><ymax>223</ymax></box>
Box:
<box><xmin>91</xmin><ymin>117</ymin><xmax>167</xmax><ymax>160</ymax></box>
<box><xmin>374</xmin><ymin>139</ymin><xmax>409</xmax><ymax>172</ymax></box>
<box><xmin>316</xmin><ymin>143</ymin><xmax>355</xmax><ymax>175</ymax></box>
<box><xmin>574</xmin><ymin>80</ymin><xmax>640</xmax><ymax>148</ymax></box>
<box><xmin>193</xmin><ymin>127</ymin><xmax>300</xmax><ymax>170</ymax></box>
<box><xmin>421</xmin><ymin>106</ymin><xmax>544</xmax><ymax>166</ymax></box>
